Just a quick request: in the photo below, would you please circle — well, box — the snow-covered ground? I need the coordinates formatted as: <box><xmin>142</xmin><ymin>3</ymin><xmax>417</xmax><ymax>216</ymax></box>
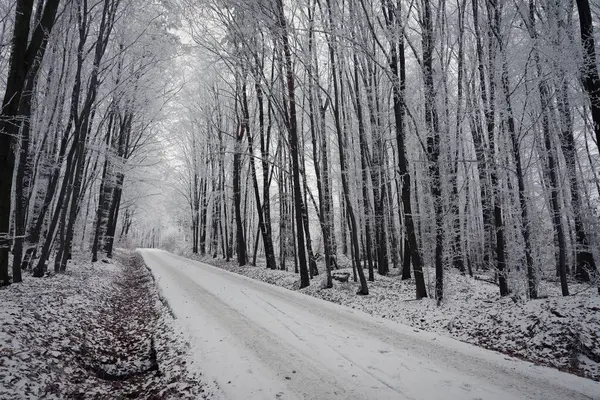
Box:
<box><xmin>140</xmin><ymin>249</ymin><xmax>600</xmax><ymax>399</ymax></box>
<box><xmin>0</xmin><ymin>251</ymin><xmax>215</xmax><ymax>399</ymax></box>
<box><xmin>184</xmin><ymin>252</ymin><xmax>600</xmax><ymax>382</ymax></box>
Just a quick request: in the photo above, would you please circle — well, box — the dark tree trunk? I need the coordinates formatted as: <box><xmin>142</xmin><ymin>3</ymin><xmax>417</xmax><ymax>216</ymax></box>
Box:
<box><xmin>536</xmin><ymin>80</ymin><xmax>570</xmax><ymax>295</ymax></box>
<box><xmin>383</xmin><ymin>0</ymin><xmax>426</xmax><ymax>298</ymax></box>
<box><xmin>34</xmin><ymin>129</ymin><xmax>78</xmax><ymax>277</ymax></box>
<box><xmin>258</xmin><ymin>78</ymin><xmax>277</xmax><ymax>269</ymax></box>
<box><xmin>56</xmin><ymin>0</ymin><xmax>117</xmax><ymax>272</ymax></box>
<box><xmin>0</xmin><ymin>0</ymin><xmax>61</xmax><ymax>284</ymax></box>
<box><xmin>320</xmin><ymin>99</ymin><xmax>337</xmax><ymax>268</ymax></box>
<box><xmin>576</xmin><ymin>0</ymin><xmax>600</xmax><ymax>152</ymax></box>
<box><xmin>104</xmin><ymin>173</ymin><xmax>123</xmax><ymax>259</ymax></box>
<box><xmin>307</xmin><ymin>1</ymin><xmax>332</xmax><ymax>286</ymax></box>
<box><xmin>475</xmin><ymin>0</ymin><xmax>508</xmax><ymax>296</ymax></box>
<box><xmin>363</xmin><ymin>54</ymin><xmax>394</xmax><ymax>273</ymax></box>
<box><xmin>244</xmin><ymin>84</ymin><xmax>276</xmax><ymax>270</ymax></box>
<box><xmin>103</xmin><ymin>109</ymin><xmax>130</xmax><ymax>259</ymax></box>
<box><xmin>300</xmin><ymin>177</ymin><xmax>318</xmax><ymax>278</ymax></box>
<box><xmin>297</xmin><ymin>112</ymin><xmax>318</xmax><ymax>278</ymax></box>
<box><xmin>471</xmin><ymin>0</ymin><xmax>494</xmax><ymax>270</ymax></box>
<box><xmin>22</xmin><ymin>45</ymin><xmax>73</xmax><ymax>270</ymax></box>
<box><xmin>555</xmin><ymin>2</ymin><xmax>596</xmax><ymax>282</ymax></box>
<box><xmin>421</xmin><ymin>0</ymin><xmax>444</xmax><ymax>304</ymax></box>
<box><xmin>278</xmin><ymin>147</ymin><xmax>287</xmax><ymax>271</ymax></box>
<box><xmin>92</xmin><ymin>108</ymin><xmax>117</xmax><ymax>262</ymax></box>
<box><xmin>233</xmin><ymin>120</ymin><xmax>247</xmax><ymax>266</ymax></box>
<box><xmin>200</xmin><ymin>176</ymin><xmax>208</xmax><ymax>255</ymax></box>
<box><xmin>12</xmin><ymin>72</ymin><xmax>37</xmax><ymax>284</ymax></box>
<box><xmin>451</xmin><ymin>0</ymin><xmax>468</xmax><ymax>274</ymax></box>
<box><xmin>275</xmin><ymin>0</ymin><xmax>310</xmax><ymax>288</ymax></box>
<box><xmin>350</xmin><ymin>55</ymin><xmax>375</xmax><ymax>281</ymax></box>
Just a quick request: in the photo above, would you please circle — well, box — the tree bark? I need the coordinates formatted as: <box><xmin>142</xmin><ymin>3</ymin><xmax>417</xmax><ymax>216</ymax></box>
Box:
<box><xmin>326</xmin><ymin>0</ymin><xmax>368</xmax><ymax>294</ymax></box>
<box><xmin>0</xmin><ymin>0</ymin><xmax>61</xmax><ymax>284</ymax></box>
<box><xmin>383</xmin><ymin>0</ymin><xmax>426</xmax><ymax>298</ymax></box>
<box><xmin>421</xmin><ymin>0</ymin><xmax>444</xmax><ymax>304</ymax></box>
<box><xmin>576</xmin><ymin>0</ymin><xmax>600</xmax><ymax>152</ymax></box>
<box><xmin>275</xmin><ymin>0</ymin><xmax>310</xmax><ymax>288</ymax></box>
<box><xmin>233</xmin><ymin>117</ymin><xmax>247</xmax><ymax>266</ymax></box>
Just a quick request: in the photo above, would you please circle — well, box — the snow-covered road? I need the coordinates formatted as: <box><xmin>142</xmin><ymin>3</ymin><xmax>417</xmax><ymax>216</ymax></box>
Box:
<box><xmin>140</xmin><ymin>249</ymin><xmax>599</xmax><ymax>400</ymax></box>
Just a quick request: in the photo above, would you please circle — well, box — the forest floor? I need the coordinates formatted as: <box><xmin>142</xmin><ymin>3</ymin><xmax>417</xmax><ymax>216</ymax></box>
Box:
<box><xmin>0</xmin><ymin>250</ymin><xmax>216</xmax><ymax>399</ymax></box>
<box><xmin>185</xmin><ymin>252</ymin><xmax>600</xmax><ymax>382</ymax></box>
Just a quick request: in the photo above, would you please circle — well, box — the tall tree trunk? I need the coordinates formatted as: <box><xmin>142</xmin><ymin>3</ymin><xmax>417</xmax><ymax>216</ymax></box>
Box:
<box><xmin>307</xmin><ymin>0</ymin><xmax>332</xmax><ymax>286</ymax></box>
<box><xmin>0</xmin><ymin>0</ymin><xmax>61</xmax><ymax>284</ymax></box>
<box><xmin>92</xmin><ymin>108</ymin><xmax>116</xmax><ymax>262</ymax></box>
<box><xmin>57</xmin><ymin>0</ymin><xmax>117</xmax><ymax>272</ymax></box>
<box><xmin>451</xmin><ymin>0</ymin><xmax>468</xmax><ymax>274</ymax></box>
<box><xmin>275</xmin><ymin>0</ymin><xmax>310</xmax><ymax>288</ymax></box>
<box><xmin>300</xmin><ymin>152</ymin><xmax>318</xmax><ymax>278</ymax></box>
<box><xmin>233</xmin><ymin>118</ymin><xmax>247</xmax><ymax>266</ymax></box>
<box><xmin>320</xmin><ymin>98</ymin><xmax>337</xmax><ymax>268</ymax></box>
<box><xmin>554</xmin><ymin>1</ymin><xmax>596</xmax><ymax>281</ymax></box>
<box><xmin>501</xmin><ymin>9</ymin><xmax>537</xmax><ymax>298</ymax></box>
<box><xmin>326</xmin><ymin>0</ymin><xmax>368</xmax><ymax>294</ymax></box>
<box><xmin>421</xmin><ymin>0</ymin><xmax>444</xmax><ymax>304</ymax></box>
<box><xmin>575</xmin><ymin>0</ymin><xmax>600</xmax><ymax>152</ymax></box>
<box><xmin>383</xmin><ymin>0</ymin><xmax>427</xmax><ymax>298</ymax></box>
<box><xmin>476</xmin><ymin>0</ymin><xmax>508</xmax><ymax>296</ymax></box>
<box><xmin>471</xmin><ymin>0</ymin><xmax>494</xmax><ymax>270</ymax></box>
<box><xmin>12</xmin><ymin>70</ymin><xmax>37</xmax><ymax>283</ymax></box>
<box><xmin>256</xmin><ymin>78</ymin><xmax>277</xmax><ymax>270</ymax></box>
<box><xmin>350</xmin><ymin>57</ymin><xmax>375</xmax><ymax>281</ymax></box>
<box><xmin>244</xmin><ymin>84</ymin><xmax>276</xmax><ymax>270</ymax></box>
<box><xmin>104</xmin><ymin>173</ymin><xmax>123</xmax><ymax>258</ymax></box>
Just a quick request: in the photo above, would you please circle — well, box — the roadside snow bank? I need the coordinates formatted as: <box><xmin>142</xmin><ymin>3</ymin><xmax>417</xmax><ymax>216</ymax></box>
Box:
<box><xmin>0</xmin><ymin>252</ymin><xmax>214</xmax><ymax>399</ymax></box>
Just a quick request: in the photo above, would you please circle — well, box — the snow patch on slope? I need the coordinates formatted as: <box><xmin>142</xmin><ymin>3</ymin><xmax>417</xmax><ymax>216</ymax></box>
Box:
<box><xmin>0</xmin><ymin>252</ymin><xmax>215</xmax><ymax>399</ymax></box>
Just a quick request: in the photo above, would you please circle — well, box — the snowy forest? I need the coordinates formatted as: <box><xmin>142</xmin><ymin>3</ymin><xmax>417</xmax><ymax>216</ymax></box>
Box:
<box><xmin>2</xmin><ymin>0</ymin><xmax>600</xmax><ymax>397</ymax></box>
<box><xmin>116</xmin><ymin>0</ymin><xmax>600</xmax><ymax>300</ymax></box>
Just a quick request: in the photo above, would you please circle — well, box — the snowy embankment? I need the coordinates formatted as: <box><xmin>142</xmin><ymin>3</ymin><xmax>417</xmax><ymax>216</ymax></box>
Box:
<box><xmin>184</xmin><ymin>252</ymin><xmax>600</xmax><ymax>382</ymax></box>
<box><xmin>0</xmin><ymin>251</ymin><xmax>214</xmax><ymax>399</ymax></box>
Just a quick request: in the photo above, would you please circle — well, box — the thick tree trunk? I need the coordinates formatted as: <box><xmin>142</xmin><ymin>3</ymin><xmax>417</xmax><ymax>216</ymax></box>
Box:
<box><xmin>0</xmin><ymin>0</ymin><xmax>61</xmax><ymax>284</ymax></box>
<box><xmin>576</xmin><ymin>0</ymin><xmax>600</xmax><ymax>152</ymax></box>
<box><xmin>92</xmin><ymin>110</ymin><xmax>116</xmax><ymax>262</ymax></box>
<box><xmin>12</xmin><ymin>73</ymin><xmax>37</xmax><ymax>283</ymax></box>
